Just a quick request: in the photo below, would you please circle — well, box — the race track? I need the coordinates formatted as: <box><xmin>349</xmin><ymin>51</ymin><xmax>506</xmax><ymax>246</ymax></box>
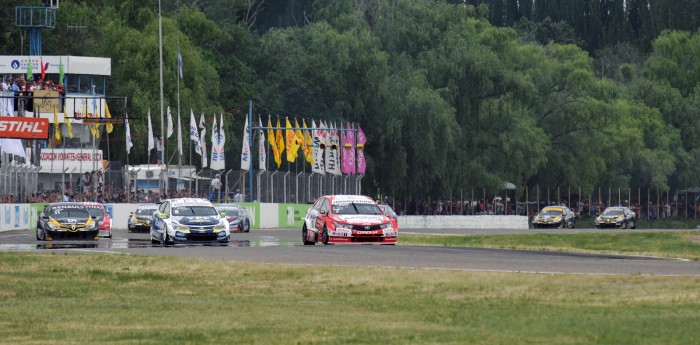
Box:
<box><xmin>1</xmin><ymin>228</ymin><xmax>699</xmax><ymax>276</ymax></box>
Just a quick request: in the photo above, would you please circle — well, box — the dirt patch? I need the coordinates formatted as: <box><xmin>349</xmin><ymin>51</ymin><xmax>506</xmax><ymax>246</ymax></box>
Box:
<box><xmin>688</xmin><ymin>235</ymin><xmax>700</xmax><ymax>244</ymax></box>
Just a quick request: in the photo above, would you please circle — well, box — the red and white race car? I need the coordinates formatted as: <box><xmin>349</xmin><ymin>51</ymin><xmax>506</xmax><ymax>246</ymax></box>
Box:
<box><xmin>83</xmin><ymin>202</ymin><xmax>112</xmax><ymax>238</ymax></box>
<box><xmin>302</xmin><ymin>195</ymin><xmax>398</xmax><ymax>245</ymax></box>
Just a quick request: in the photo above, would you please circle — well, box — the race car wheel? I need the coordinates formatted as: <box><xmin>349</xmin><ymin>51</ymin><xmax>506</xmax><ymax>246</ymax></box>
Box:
<box><xmin>631</xmin><ymin>221</ymin><xmax>637</xmax><ymax>229</ymax></box>
<box><xmin>36</xmin><ymin>224</ymin><xmax>41</xmax><ymax>240</ymax></box>
<box><xmin>244</xmin><ymin>223</ymin><xmax>250</xmax><ymax>233</ymax></box>
<box><xmin>322</xmin><ymin>226</ymin><xmax>329</xmax><ymax>245</ymax></box>
<box><xmin>302</xmin><ymin>225</ymin><xmax>315</xmax><ymax>245</ymax></box>
<box><xmin>620</xmin><ymin>221</ymin><xmax>627</xmax><ymax>229</ymax></box>
<box><xmin>160</xmin><ymin>229</ymin><xmax>171</xmax><ymax>245</ymax></box>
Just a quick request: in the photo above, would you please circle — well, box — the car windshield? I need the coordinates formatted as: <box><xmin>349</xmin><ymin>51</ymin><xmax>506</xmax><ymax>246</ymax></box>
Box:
<box><xmin>539</xmin><ymin>210</ymin><xmax>562</xmax><ymax>216</ymax></box>
<box><xmin>172</xmin><ymin>206</ymin><xmax>218</xmax><ymax>216</ymax></box>
<box><xmin>333</xmin><ymin>202</ymin><xmax>382</xmax><ymax>215</ymax></box>
<box><xmin>135</xmin><ymin>208</ymin><xmax>157</xmax><ymax>216</ymax></box>
<box><xmin>49</xmin><ymin>206</ymin><xmax>89</xmax><ymax>220</ymax></box>
<box><xmin>86</xmin><ymin>207</ymin><xmax>105</xmax><ymax>219</ymax></box>
<box><xmin>216</xmin><ymin>207</ymin><xmax>239</xmax><ymax>214</ymax></box>
<box><xmin>379</xmin><ymin>205</ymin><xmax>396</xmax><ymax>215</ymax></box>
<box><xmin>603</xmin><ymin>209</ymin><xmax>624</xmax><ymax>216</ymax></box>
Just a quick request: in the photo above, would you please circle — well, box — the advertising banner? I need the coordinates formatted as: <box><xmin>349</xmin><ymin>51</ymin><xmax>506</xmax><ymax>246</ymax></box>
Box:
<box><xmin>0</xmin><ymin>116</ymin><xmax>50</xmax><ymax>139</ymax></box>
<box><xmin>33</xmin><ymin>90</ymin><xmax>61</xmax><ymax>113</ymax></box>
<box><xmin>39</xmin><ymin>148</ymin><xmax>104</xmax><ymax>174</ymax></box>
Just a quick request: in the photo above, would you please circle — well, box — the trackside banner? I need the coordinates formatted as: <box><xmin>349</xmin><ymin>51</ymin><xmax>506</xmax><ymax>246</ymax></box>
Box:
<box><xmin>0</xmin><ymin>116</ymin><xmax>50</xmax><ymax>139</ymax></box>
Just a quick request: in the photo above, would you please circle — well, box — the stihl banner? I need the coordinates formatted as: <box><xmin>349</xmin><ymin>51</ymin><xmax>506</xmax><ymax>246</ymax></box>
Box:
<box><xmin>0</xmin><ymin>116</ymin><xmax>50</xmax><ymax>140</ymax></box>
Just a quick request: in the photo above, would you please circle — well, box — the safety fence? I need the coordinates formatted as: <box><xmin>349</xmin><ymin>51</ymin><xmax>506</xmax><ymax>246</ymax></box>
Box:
<box><xmin>402</xmin><ymin>186</ymin><xmax>700</xmax><ymax>221</ymax></box>
<box><xmin>2</xmin><ymin>161</ymin><xmax>699</xmax><ymax>222</ymax></box>
<box><xmin>212</xmin><ymin>170</ymin><xmax>362</xmax><ymax>204</ymax></box>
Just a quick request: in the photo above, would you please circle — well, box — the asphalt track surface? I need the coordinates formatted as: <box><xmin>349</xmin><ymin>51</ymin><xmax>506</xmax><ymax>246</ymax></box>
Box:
<box><xmin>1</xmin><ymin>227</ymin><xmax>699</xmax><ymax>276</ymax></box>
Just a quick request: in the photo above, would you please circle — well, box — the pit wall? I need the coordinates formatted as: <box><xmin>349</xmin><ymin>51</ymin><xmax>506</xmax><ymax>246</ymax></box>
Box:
<box><xmin>1</xmin><ymin>203</ymin><xmax>528</xmax><ymax>232</ymax></box>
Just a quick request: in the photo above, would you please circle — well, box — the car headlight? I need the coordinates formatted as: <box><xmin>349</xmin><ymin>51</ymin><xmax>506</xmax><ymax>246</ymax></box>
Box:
<box><xmin>87</xmin><ymin>221</ymin><xmax>98</xmax><ymax>230</ymax></box>
<box><xmin>214</xmin><ymin>222</ymin><xmax>227</xmax><ymax>231</ymax></box>
<box><xmin>174</xmin><ymin>223</ymin><xmax>189</xmax><ymax>231</ymax></box>
<box><xmin>334</xmin><ymin>221</ymin><xmax>353</xmax><ymax>230</ymax></box>
<box><xmin>48</xmin><ymin>223</ymin><xmax>61</xmax><ymax>230</ymax></box>
<box><xmin>380</xmin><ymin>223</ymin><xmax>393</xmax><ymax>230</ymax></box>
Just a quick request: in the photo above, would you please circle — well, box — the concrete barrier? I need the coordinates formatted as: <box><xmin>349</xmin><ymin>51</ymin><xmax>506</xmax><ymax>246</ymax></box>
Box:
<box><xmin>0</xmin><ymin>204</ymin><xmax>32</xmax><ymax>232</ymax></box>
<box><xmin>398</xmin><ymin>215</ymin><xmax>528</xmax><ymax>229</ymax></box>
<box><xmin>2</xmin><ymin>203</ymin><xmax>528</xmax><ymax>232</ymax></box>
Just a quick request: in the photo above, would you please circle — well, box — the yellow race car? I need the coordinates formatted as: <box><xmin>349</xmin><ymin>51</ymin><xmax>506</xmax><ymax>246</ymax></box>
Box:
<box><xmin>36</xmin><ymin>202</ymin><xmax>99</xmax><ymax>241</ymax></box>
<box><xmin>595</xmin><ymin>206</ymin><xmax>637</xmax><ymax>229</ymax></box>
<box><xmin>532</xmin><ymin>206</ymin><xmax>576</xmax><ymax>229</ymax></box>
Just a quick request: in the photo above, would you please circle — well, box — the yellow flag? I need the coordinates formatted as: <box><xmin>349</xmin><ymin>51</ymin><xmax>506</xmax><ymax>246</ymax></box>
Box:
<box><xmin>293</xmin><ymin>118</ymin><xmax>303</xmax><ymax>160</ymax></box>
<box><xmin>54</xmin><ymin>106</ymin><xmax>61</xmax><ymax>141</ymax></box>
<box><xmin>285</xmin><ymin>118</ymin><xmax>298</xmax><ymax>162</ymax></box>
<box><xmin>64</xmin><ymin>109</ymin><xmax>73</xmax><ymax>139</ymax></box>
<box><xmin>268</xmin><ymin>117</ymin><xmax>281</xmax><ymax>168</ymax></box>
<box><xmin>302</xmin><ymin>119</ymin><xmax>313</xmax><ymax>164</ymax></box>
<box><xmin>275</xmin><ymin>118</ymin><xmax>285</xmax><ymax>161</ymax></box>
<box><xmin>105</xmin><ymin>101</ymin><xmax>113</xmax><ymax>133</ymax></box>
<box><xmin>93</xmin><ymin>100</ymin><xmax>101</xmax><ymax>138</ymax></box>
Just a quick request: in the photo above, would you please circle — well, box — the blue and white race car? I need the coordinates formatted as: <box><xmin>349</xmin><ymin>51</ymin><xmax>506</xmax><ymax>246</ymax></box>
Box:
<box><xmin>150</xmin><ymin>198</ymin><xmax>230</xmax><ymax>244</ymax></box>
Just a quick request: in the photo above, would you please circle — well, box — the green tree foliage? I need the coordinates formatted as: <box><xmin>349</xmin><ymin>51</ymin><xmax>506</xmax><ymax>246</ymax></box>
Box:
<box><xmin>7</xmin><ymin>0</ymin><xmax>700</xmax><ymax>200</ymax></box>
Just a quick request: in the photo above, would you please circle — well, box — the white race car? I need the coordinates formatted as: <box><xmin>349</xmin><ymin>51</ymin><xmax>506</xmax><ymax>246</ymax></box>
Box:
<box><xmin>150</xmin><ymin>198</ymin><xmax>230</xmax><ymax>244</ymax></box>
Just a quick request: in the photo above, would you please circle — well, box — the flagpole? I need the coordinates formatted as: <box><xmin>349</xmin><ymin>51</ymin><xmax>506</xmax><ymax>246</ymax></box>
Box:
<box><xmin>177</xmin><ymin>37</ymin><xmax>182</xmax><ymax>193</ymax></box>
<box><xmin>188</xmin><ymin>112</ymin><xmax>192</xmax><ymax>195</ymax></box>
<box><xmin>248</xmin><ymin>100</ymin><xmax>253</xmax><ymax>202</ymax></box>
<box><xmin>126</xmin><ymin>114</ymin><xmax>130</xmax><ymax>202</ymax></box>
<box><xmin>158</xmin><ymin>0</ymin><xmax>166</xmax><ymax>193</ymax></box>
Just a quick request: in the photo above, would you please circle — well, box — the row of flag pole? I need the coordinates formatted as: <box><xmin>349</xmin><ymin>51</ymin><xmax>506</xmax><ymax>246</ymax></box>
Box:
<box><xmin>125</xmin><ymin>107</ymin><xmax>224</xmax><ymax>169</ymax></box>
<box><xmin>124</xmin><ymin>107</ymin><xmax>367</xmax><ymax>175</ymax></box>
<box><xmin>241</xmin><ymin>116</ymin><xmax>367</xmax><ymax>175</ymax></box>
<box><xmin>53</xmin><ymin>99</ymin><xmax>113</xmax><ymax>143</ymax></box>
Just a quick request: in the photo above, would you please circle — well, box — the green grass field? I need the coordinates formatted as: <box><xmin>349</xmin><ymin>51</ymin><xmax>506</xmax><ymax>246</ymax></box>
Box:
<box><xmin>400</xmin><ymin>231</ymin><xmax>700</xmax><ymax>261</ymax></box>
<box><xmin>1</xmin><ymin>252</ymin><xmax>699</xmax><ymax>344</ymax></box>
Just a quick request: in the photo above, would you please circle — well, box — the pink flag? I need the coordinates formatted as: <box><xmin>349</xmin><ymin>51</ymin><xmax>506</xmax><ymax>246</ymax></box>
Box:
<box><xmin>357</xmin><ymin>125</ymin><xmax>366</xmax><ymax>174</ymax></box>
<box><xmin>341</xmin><ymin>123</ymin><xmax>356</xmax><ymax>175</ymax></box>
<box><xmin>340</xmin><ymin>123</ymin><xmax>348</xmax><ymax>174</ymax></box>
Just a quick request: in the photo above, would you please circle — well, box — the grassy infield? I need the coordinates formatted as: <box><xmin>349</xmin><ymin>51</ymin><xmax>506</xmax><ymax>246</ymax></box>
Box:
<box><xmin>1</xmin><ymin>223</ymin><xmax>700</xmax><ymax>344</ymax></box>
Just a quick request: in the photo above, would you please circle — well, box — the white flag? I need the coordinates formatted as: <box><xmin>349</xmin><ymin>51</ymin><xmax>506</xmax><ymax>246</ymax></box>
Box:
<box><xmin>326</xmin><ymin>122</ymin><xmax>341</xmax><ymax>175</ymax></box>
<box><xmin>210</xmin><ymin>115</ymin><xmax>218</xmax><ymax>169</ymax></box>
<box><xmin>166</xmin><ymin>106</ymin><xmax>173</xmax><ymax>138</ymax></box>
<box><xmin>125</xmin><ymin>117</ymin><xmax>133</xmax><ymax>155</ymax></box>
<box><xmin>0</xmin><ymin>138</ymin><xmax>27</xmax><ymax>158</ymax></box>
<box><xmin>219</xmin><ymin>113</ymin><xmax>226</xmax><ymax>153</ymax></box>
<box><xmin>177</xmin><ymin>48</ymin><xmax>183</xmax><ymax>79</ymax></box>
<box><xmin>258</xmin><ymin>118</ymin><xmax>266</xmax><ymax>171</ymax></box>
<box><xmin>177</xmin><ymin>111</ymin><xmax>183</xmax><ymax>156</ymax></box>
<box><xmin>1</xmin><ymin>91</ymin><xmax>14</xmax><ymax>116</ymax></box>
<box><xmin>189</xmin><ymin>110</ymin><xmax>201</xmax><ymax>155</ymax></box>
<box><xmin>147</xmin><ymin>109</ymin><xmax>154</xmax><ymax>152</ymax></box>
<box><xmin>210</xmin><ymin>114</ymin><xmax>226</xmax><ymax>170</ymax></box>
<box><xmin>312</xmin><ymin>120</ymin><xmax>325</xmax><ymax>174</ymax></box>
<box><xmin>241</xmin><ymin>117</ymin><xmax>251</xmax><ymax>171</ymax></box>
<box><xmin>199</xmin><ymin>113</ymin><xmax>208</xmax><ymax>168</ymax></box>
